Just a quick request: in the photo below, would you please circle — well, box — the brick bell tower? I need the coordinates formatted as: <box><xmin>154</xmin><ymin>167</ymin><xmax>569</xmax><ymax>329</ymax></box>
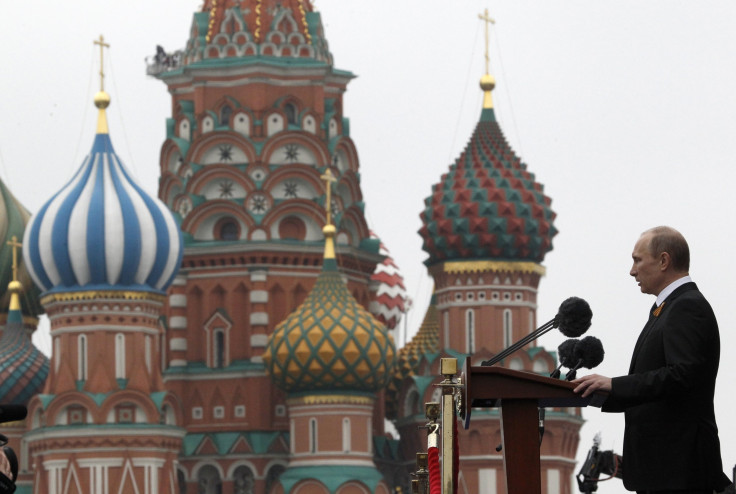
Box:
<box><xmin>148</xmin><ymin>2</ymin><xmax>388</xmax><ymax>491</ymax></box>
<box><xmin>389</xmin><ymin>12</ymin><xmax>583</xmax><ymax>494</ymax></box>
<box><xmin>22</xmin><ymin>38</ymin><xmax>185</xmax><ymax>494</ymax></box>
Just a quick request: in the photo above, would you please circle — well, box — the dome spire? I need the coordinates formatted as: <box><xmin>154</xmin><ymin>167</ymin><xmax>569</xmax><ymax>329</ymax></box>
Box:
<box><xmin>478</xmin><ymin>9</ymin><xmax>496</xmax><ymax>110</ymax></box>
<box><xmin>6</xmin><ymin>236</ymin><xmax>22</xmax><ymax>323</ymax></box>
<box><xmin>93</xmin><ymin>35</ymin><xmax>111</xmax><ymax>135</ymax></box>
<box><xmin>320</xmin><ymin>168</ymin><xmax>337</xmax><ymax>262</ymax></box>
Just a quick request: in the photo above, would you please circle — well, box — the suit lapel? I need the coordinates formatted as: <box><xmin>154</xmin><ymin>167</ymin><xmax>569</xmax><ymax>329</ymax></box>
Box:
<box><xmin>628</xmin><ymin>282</ymin><xmax>698</xmax><ymax>374</ymax></box>
<box><xmin>629</xmin><ymin>305</ymin><xmax>658</xmax><ymax>373</ymax></box>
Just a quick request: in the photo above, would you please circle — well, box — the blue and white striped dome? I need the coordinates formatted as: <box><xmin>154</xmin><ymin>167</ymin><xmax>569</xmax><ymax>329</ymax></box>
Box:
<box><xmin>23</xmin><ymin>122</ymin><xmax>182</xmax><ymax>295</ymax></box>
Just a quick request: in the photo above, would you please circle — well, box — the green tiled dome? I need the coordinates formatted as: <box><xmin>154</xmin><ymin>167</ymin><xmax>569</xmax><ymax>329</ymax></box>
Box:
<box><xmin>0</xmin><ymin>178</ymin><xmax>42</xmax><ymax>320</ymax></box>
<box><xmin>264</xmin><ymin>257</ymin><xmax>396</xmax><ymax>394</ymax></box>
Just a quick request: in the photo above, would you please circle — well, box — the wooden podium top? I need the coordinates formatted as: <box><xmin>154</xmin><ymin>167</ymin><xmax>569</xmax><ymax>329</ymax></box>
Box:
<box><xmin>460</xmin><ymin>358</ymin><xmax>608</xmax><ymax>427</ymax></box>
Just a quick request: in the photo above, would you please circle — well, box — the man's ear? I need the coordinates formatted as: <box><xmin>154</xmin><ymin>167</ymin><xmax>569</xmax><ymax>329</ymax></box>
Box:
<box><xmin>659</xmin><ymin>251</ymin><xmax>671</xmax><ymax>271</ymax></box>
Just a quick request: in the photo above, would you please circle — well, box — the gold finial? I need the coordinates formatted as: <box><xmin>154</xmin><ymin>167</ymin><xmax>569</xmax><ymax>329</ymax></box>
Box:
<box><xmin>93</xmin><ymin>35</ymin><xmax>111</xmax><ymax>134</ymax></box>
<box><xmin>6</xmin><ymin>236</ymin><xmax>21</xmax><ymax>283</ymax></box>
<box><xmin>321</xmin><ymin>168</ymin><xmax>337</xmax><ymax>226</ymax></box>
<box><xmin>478</xmin><ymin>9</ymin><xmax>496</xmax><ymax>109</ymax></box>
<box><xmin>320</xmin><ymin>168</ymin><xmax>337</xmax><ymax>260</ymax></box>
<box><xmin>6</xmin><ymin>236</ymin><xmax>23</xmax><ymax>313</ymax></box>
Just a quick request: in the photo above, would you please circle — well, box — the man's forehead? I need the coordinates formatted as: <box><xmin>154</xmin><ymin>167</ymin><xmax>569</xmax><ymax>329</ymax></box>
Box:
<box><xmin>633</xmin><ymin>234</ymin><xmax>652</xmax><ymax>254</ymax></box>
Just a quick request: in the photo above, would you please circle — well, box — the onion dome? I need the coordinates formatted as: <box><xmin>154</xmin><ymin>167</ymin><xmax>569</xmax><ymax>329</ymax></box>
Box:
<box><xmin>23</xmin><ymin>89</ymin><xmax>183</xmax><ymax>295</ymax></box>
<box><xmin>385</xmin><ymin>297</ymin><xmax>440</xmax><ymax>419</ymax></box>
<box><xmin>264</xmin><ymin>175</ymin><xmax>395</xmax><ymax>394</ymax></box>
<box><xmin>0</xmin><ymin>280</ymin><xmax>49</xmax><ymax>405</ymax></box>
<box><xmin>418</xmin><ymin>74</ymin><xmax>557</xmax><ymax>266</ymax></box>
<box><xmin>0</xmin><ymin>180</ymin><xmax>42</xmax><ymax>321</ymax></box>
<box><xmin>368</xmin><ymin>231</ymin><xmax>407</xmax><ymax>330</ymax></box>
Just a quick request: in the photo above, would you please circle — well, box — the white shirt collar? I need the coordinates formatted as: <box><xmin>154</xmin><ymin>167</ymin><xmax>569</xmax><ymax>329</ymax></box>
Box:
<box><xmin>656</xmin><ymin>275</ymin><xmax>692</xmax><ymax>307</ymax></box>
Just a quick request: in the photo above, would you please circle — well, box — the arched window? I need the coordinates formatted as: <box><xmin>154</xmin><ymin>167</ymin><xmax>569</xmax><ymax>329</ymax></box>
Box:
<box><xmin>218</xmin><ymin>219</ymin><xmax>240</xmax><ymax>241</ymax></box>
<box><xmin>177</xmin><ymin>470</ymin><xmax>187</xmax><ymax>494</ymax></box>
<box><xmin>529</xmin><ymin>311</ymin><xmax>535</xmax><ymax>334</ymax></box>
<box><xmin>284</xmin><ymin>103</ymin><xmax>297</xmax><ymax>125</ymax></box>
<box><xmin>115</xmin><ymin>333</ymin><xmax>126</xmax><ymax>379</ymax></box>
<box><xmin>309</xmin><ymin>418</ymin><xmax>318</xmax><ymax>453</ymax></box>
<box><xmin>78</xmin><ymin>334</ymin><xmax>88</xmax><ymax>381</ymax></box>
<box><xmin>214</xmin><ymin>330</ymin><xmax>225</xmax><ymax>369</ymax></box>
<box><xmin>404</xmin><ymin>389</ymin><xmax>420</xmax><ymax>417</ymax></box>
<box><xmin>233</xmin><ymin>466</ymin><xmax>255</xmax><ymax>494</ymax></box>
<box><xmin>503</xmin><ymin>309</ymin><xmax>513</xmax><ymax>348</ymax></box>
<box><xmin>54</xmin><ymin>337</ymin><xmax>60</xmax><ymax>372</ymax></box>
<box><xmin>220</xmin><ymin>105</ymin><xmax>232</xmax><ymax>126</ymax></box>
<box><xmin>265</xmin><ymin>465</ymin><xmax>285</xmax><ymax>494</ymax></box>
<box><xmin>145</xmin><ymin>335</ymin><xmax>152</xmax><ymax>373</ymax></box>
<box><xmin>466</xmin><ymin>309</ymin><xmax>475</xmax><ymax>353</ymax></box>
<box><xmin>342</xmin><ymin>418</ymin><xmax>351</xmax><ymax>452</ymax></box>
<box><xmin>443</xmin><ymin>311</ymin><xmax>450</xmax><ymax>348</ymax></box>
<box><xmin>197</xmin><ymin>465</ymin><xmax>221</xmax><ymax>494</ymax></box>
<box><xmin>290</xmin><ymin>419</ymin><xmax>295</xmax><ymax>452</ymax></box>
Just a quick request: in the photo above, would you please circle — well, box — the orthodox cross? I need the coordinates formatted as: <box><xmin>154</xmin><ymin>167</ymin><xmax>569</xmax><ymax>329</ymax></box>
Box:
<box><xmin>6</xmin><ymin>235</ymin><xmax>21</xmax><ymax>282</ymax></box>
<box><xmin>94</xmin><ymin>35</ymin><xmax>110</xmax><ymax>91</ymax></box>
<box><xmin>478</xmin><ymin>9</ymin><xmax>496</xmax><ymax>74</ymax></box>
<box><xmin>320</xmin><ymin>168</ymin><xmax>337</xmax><ymax>226</ymax></box>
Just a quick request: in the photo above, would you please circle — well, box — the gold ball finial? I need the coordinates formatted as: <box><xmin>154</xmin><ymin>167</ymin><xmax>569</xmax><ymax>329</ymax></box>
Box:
<box><xmin>94</xmin><ymin>91</ymin><xmax>111</xmax><ymax>109</ymax></box>
<box><xmin>480</xmin><ymin>74</ymin><xmax>496</xmax><ymax>92</ymax></box>
<box><xmin>8</xmin><ymin>280</ymin><xmax>23</xmax><ymax>294</ymax></box>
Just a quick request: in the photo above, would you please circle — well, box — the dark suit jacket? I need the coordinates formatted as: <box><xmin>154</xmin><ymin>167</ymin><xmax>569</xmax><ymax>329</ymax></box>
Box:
<box><xmin>603</xmin><ymin>282</ymin><xmax>731</xmax><ymax>491</ymax></box>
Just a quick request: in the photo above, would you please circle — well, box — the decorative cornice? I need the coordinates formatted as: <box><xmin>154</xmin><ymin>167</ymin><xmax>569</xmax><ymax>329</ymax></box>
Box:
<box><xmin>41</xmin><ymin>291</ymin><xmax>166</xmax><ymax>305</ymax></box>
<box><xmin>439</xmin><ymin>260</ymin><xmax>545</xmax><ymax>275</ymax></box>
<box><xmin>287</xmin><ymin>394</ymin><xmax>375</xmax><ymax>406</ymax></box>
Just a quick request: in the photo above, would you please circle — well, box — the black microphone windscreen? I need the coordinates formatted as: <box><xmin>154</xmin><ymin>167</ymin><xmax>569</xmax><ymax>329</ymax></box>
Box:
<box><xmin>0</xmin><ymin>405</ymin><xmax>27</xmax><ymax>423</ymax></box>
<box><xmin>574</xmin><ymin>336</ymin><xmax>605</xmax><ymax>369</ymax></box>
<box><xmin>557</xmin><ymin>338</ymin><xmax>579</xmax><ymax>368</ymax></box>
<box><xmin>556</xmin><ymin>297</ymin><xmax>593</xmax><ymax>337</ymax></box>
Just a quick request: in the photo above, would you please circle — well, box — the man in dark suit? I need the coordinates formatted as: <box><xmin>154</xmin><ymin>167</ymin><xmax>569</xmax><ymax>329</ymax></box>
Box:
<box><xmin>574</xmin><ymin>226</ymin><xmax>732</xmax><ymax>494</ymax></box>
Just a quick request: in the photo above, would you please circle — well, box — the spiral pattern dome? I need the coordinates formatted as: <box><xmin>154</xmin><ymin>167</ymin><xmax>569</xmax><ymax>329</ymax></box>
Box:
<box><xmin>418</xmin><ymin>82</ymin><xmax>557</xmax><ymax>266</ymax></box>
<box><xmin>23</xmin><ymin>95</ymin><xmax>183</xmax><ymax>295</ymax></box>
<box><xmin>368</xmin><ymin>231</ymin><xmax>407</xmax><ymax>331</ymax></box>
<box><xmin>0</xmin><ymin>281</ymin><xmax>49</xmax><ymax>405</ymax></box>
<box><xmin>264</xmin><ymin>227</ymin><xmax>395</xmax><ymax>394</ymax></box>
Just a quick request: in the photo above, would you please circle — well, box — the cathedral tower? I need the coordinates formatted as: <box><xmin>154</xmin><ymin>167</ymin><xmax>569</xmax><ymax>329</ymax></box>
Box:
<box><xmin>148</xmin><ymin>2</ymin><xmax>386</xmax><ymax>491</ymax></box>
<box><xmin>392</xmin><ymin>12</ymin><xmax>582</xmax><ymax>494</ymax></box>
<box><xmin>22</xmin><ymin>39</ymin><xmax>185</xmax><ymax>494</ymax></box>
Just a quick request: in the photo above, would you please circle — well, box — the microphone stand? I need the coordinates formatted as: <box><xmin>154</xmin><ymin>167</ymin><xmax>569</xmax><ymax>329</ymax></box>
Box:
<box><xmin>481</xmin><ymin>318</ymin><xmax>557</xmax><ymax>367</ymax></box>
<box><xmin>565</xmin><ymin>359</ymin><xmax>584</xmax><ymax>381</ymax></box>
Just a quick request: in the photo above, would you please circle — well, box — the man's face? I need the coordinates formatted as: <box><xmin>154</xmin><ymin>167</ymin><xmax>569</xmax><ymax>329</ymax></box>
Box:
<box><xmin>630</xmin><ymin>234</ymin><xmax>665</xmax><ymax>295</ymax></box>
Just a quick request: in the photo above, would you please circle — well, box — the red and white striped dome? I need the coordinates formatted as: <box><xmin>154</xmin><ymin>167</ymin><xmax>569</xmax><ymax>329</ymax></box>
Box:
<box><xmin>368</xmin><ymin>232</ymin><xmax>407</xmax><ymax>330</ymax></box>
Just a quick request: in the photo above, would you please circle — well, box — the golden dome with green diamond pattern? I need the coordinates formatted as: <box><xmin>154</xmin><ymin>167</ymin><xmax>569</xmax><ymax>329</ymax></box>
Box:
<box><xmin>263</xmin><ymin>170</ymin><xmax>396</xmax><ymax>395</ymax></box>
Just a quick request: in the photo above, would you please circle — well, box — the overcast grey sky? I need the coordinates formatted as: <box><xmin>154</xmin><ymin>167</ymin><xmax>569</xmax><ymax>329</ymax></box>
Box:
<box><xmin>2</xmin><ymin>2</ymin><xmax>736</xmax><ymax>492</ymax></box>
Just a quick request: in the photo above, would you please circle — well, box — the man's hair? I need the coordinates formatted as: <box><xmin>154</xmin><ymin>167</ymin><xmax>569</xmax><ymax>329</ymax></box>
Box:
<box><xmin>643</xmin><ymin>226</ymin><xmax>690</xmax><ymax>272</ymax></box>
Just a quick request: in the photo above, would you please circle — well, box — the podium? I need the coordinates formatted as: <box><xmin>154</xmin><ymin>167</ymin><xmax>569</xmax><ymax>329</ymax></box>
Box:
<box><xmin>459</xmin><ymin>357</ymin><xmax>607</xmax><ymax>494</ymax></box>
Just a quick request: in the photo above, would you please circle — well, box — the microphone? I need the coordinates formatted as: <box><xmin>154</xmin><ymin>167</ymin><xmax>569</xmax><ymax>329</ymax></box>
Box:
<box><xmin>0</xmin><ymin>405</ymin><xmax>27</xmax><ymax>424</ymax></box>
<box><xmin>550</xmin><ymin>338</ymin><xmax>579</xmax><ymax>379</ymax></box>
<box><xmin>566</xmin><ymin>336</ymin><xmax>605</xmax><ymax>381</ymax></box>
<box><xmin>482</xmin><ymin>297</ymin><xmax>592</xmax><ymax>367</ymax></box>
<box><xmin>556</xmin><ymin>297</ymin><xmax>593</xmax><ymax>337</ymax></box>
